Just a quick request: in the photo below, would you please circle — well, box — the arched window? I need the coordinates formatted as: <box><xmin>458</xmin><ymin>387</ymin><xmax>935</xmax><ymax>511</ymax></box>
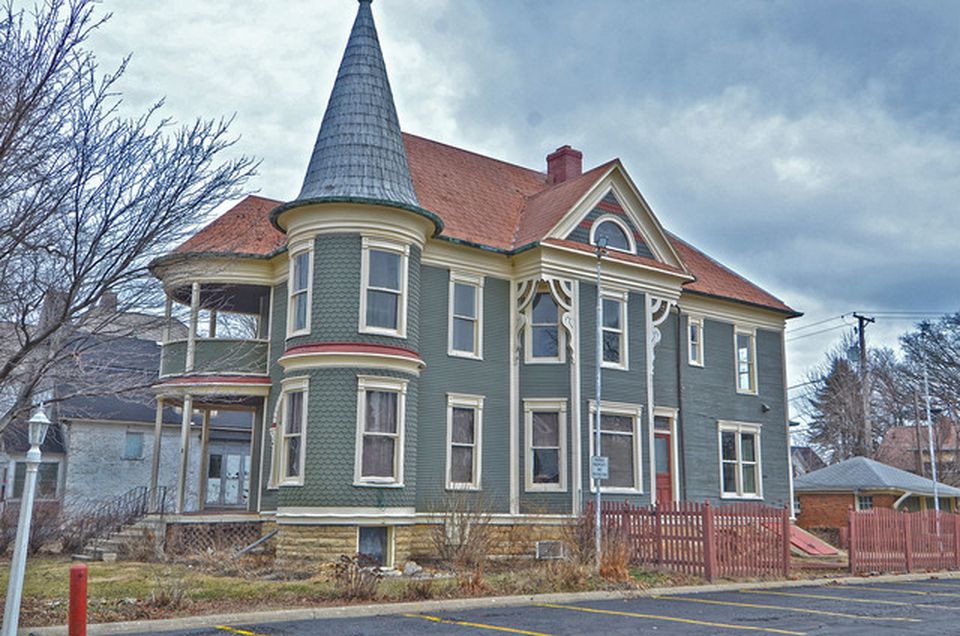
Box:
<box><xmin>591</xmin><ymin>217</ymin><xmax>634</xmax><ymax>253</ymax></box>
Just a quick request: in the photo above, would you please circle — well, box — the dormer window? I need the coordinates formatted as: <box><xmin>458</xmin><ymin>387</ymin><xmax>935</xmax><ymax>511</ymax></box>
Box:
<box><xmin>590</xmin><ymin>215</ymin><xmax>634</xmax><ymax>253</ymax></box>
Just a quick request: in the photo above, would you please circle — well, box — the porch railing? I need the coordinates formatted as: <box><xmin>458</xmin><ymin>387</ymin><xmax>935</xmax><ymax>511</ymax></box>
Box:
<box><xmin>70</xmin><ymin>485</ymin><xmax>167</xmax><ymax>551</ymax></box>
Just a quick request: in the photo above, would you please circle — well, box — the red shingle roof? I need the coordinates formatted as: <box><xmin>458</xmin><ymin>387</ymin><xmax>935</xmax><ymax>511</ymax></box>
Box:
<box><xmin>170</xmin><ymin>135</ymin><xmax>797</xmax><ymax>315</ymax></box>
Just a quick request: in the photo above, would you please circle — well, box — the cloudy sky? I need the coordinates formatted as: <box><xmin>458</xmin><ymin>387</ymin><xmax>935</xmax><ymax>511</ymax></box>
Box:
<box><xmin>83</xmin><ymin>0</ymin><xmax>959</xmax><ymax>418</ymax></box>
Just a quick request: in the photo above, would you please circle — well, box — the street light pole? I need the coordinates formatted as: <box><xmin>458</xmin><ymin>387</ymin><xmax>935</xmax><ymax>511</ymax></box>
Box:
<box><xmin>593</xmin><ymin>237</ymin><xmax>608</xmax><ymax>571</ymax></box>
<box><xmin>2</xmin><ymin>408</ymin><xmax>51</xmax><ymax>636</ymax></box>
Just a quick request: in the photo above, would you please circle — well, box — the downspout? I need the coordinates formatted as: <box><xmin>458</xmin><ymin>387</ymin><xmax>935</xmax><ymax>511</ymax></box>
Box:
<box><xmin>675</xmin><ymin>307</ymin><xmax>687</xmax><ymax>501</ymax></box>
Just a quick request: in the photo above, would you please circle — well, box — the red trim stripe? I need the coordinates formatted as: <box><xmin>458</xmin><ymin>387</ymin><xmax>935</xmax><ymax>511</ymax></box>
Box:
<box><xmin>282</xmin><ymin>342</ymin><xmax>422</xmax><ymax>360</ymax></box>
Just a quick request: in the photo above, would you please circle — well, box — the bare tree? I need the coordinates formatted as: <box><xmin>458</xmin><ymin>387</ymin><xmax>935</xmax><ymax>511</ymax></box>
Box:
<box><xmin>0</xmin><ymin>0</ymin><xmax>257</xmax><ymax>433</ymax></box>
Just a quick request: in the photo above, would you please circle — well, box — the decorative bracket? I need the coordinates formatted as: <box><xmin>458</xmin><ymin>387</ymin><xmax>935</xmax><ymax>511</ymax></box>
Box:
<box><xmin>514</xmin><ymin>276</ymin><xmax>576</xmax><ymax>363</ymax></box>
<box><xmin>647</xmin><ymin>296</ymin><xmax>675</xmax><ymax>364</ymax></box>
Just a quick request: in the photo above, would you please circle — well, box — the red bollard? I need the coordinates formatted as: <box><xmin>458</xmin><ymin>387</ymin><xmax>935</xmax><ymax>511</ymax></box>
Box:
<box><xmin>69</xmin><ymin>563</ymin><xmax>88</xmax><ymax>636</ymax></box>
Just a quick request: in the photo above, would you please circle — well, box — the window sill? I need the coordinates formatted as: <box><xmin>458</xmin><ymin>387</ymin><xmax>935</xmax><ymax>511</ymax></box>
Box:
<box><xmin>596</xmin><ymin>487</ymin><xmax>644</xmax><ymax>495</ymax></box>
<box><xmin>688</xmin><ymin>360</ymin><xmax>704</xmax><ymax>368</ymax></box>
<box><xmin>286</xmin><ymin>330</ymin><xmax>310</xmax><ymax>339</ymax></box>
<box><xmin>278</xmin><ymin>479</ymin><xmax>304</xmax><ymax>487</ymax></box>
<box><xmin>359</xmin><ymin>326</ymin><xmax>405</xmax><ymax>339</ymax></box>
<box><xmin>525</xmin><ymin>484</ymin><xmax>566</xmax><ymax>493</ymax></box>
<box><xmin>448</xmin><ymin>350</ymin><xmax>483</xmax><ymax>361</ymax></box>
<box><xmin>445</xmin><ymin>483</ymin><xmax>481</xmax><ymax>491</ymax></box>
<box><xmin>524</xmin><ymin>358</ymin><xmax>566</xmax><ymax>365</ymax></box>
<box><xmin>354</xmin><ymin>480</ymin><xmax>404</xmax><ymax>489</ymax></box>
<box><xmin>720</xmin><ymin>493</ymin><xmax>763</xmax><ymax>500</ymax></box>
<box><xmin>735</xmin><ymin>388</ymin><xmax>758</xmax><ymax>396</ymax></box>
<box><xmin>600</xmin><ymin>362</ymin><xmax>629</xmax><ymax>371</ymax></box>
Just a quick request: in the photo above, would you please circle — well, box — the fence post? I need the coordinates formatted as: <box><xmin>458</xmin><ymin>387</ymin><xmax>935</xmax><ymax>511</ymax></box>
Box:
<box><xmin>781</xmin><ymin>505</ymin><xmax>791</xmax><ymax>578</ymax></box>
<box><xmin>848</xmin><ymin>507</ymin><xmax>857</xmax><ymax>575</ymax></box>
<box><xmin>654</xmin><ymin>503</ymin><xmax>663</xmax><ymax>565</ymax></box>
<box><xmin>702</xmin><ymin>501</ymin><xmax>716</xmax><ymax>582</ymax></box>
<box><xmin>903</xmin><ymin>512</ymin><xmax>914</xmax><ymax>573</ymax></box>
<box><xmin>954</xmin><ymin>514</ymin><xmax>960</xmax><ymax>570</ymax></box>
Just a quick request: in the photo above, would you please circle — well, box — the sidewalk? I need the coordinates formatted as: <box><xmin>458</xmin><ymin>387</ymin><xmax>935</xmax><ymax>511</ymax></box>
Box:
<box><xmin>23</xmin><ymin>570</ymin><xmax>960</xmax><ymax>636</ymax></box>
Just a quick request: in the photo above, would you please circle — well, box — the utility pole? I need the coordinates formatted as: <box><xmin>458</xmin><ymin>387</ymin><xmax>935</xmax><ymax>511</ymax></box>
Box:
<box><xmin>853</xmin><ymin>313</ymin><xmax>875</xmax><ymax>457</ymax></box>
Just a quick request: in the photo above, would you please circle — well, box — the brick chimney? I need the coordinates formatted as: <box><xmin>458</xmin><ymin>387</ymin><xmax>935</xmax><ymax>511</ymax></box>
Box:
<box><xmin>547</xmin><ymin>145</ymin><xmax>582</xmax><ymax>183</ymax></box>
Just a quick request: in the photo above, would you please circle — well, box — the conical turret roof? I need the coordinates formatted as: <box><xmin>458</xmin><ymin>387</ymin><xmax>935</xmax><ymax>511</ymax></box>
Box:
<box><xmin>295</xmin><ymin>0</ymin><xmax>419</xmax><ymax>208</ymax></box>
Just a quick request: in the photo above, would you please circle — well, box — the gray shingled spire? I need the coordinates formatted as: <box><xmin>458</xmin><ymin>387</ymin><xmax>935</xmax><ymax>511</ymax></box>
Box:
<box><xmin>295</xmin><ymin>0</ymin><xmax>419</xmax><ymax>208</ymax></box>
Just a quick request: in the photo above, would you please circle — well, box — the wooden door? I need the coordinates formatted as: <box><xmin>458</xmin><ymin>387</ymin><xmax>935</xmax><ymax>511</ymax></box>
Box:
<box><xmin>654</xmin><ymin>432</ymin><xmax>673</xmax><ymax>504</ymax></box>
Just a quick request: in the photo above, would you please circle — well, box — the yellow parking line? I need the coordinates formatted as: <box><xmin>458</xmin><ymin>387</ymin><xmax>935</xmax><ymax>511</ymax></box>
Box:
<box><xmin>745</xmin><ymin>589</ymin><xmax>960</xmax><ymax>610</ymax></box>
<box><xmin>652</xmin><ymin>594</ymin><xmax>920</xmax><ymax>622</ymax></box>
<box><xmin>404</xmin><ymin>613</ymin><xmax>552</xmax><ymax>636</ymax></box>
<box><xmin>535</xmin><ymin>602</ymin><xmax>806</xmax><ymax>635</ymax></box>
<box><xmin>215</xmin><ymin>627</ymin><xmax>268</xmax><ymax>636</ymax></box>
<box><xmin>854</xmin><ymin>584</ymin><xmax>960</xmax><ymax>598</ymax></box>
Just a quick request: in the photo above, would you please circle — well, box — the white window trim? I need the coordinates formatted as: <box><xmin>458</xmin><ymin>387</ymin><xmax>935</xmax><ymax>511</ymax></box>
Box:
<box><xmin>354</xmin><ymin>375</ymin><xmax>408</xmax><ymax>487</ymax></box>
<box><xmin>734</xmin><ymin>327</ymin><xmax>758</xmax><ymax>395</ymax></box>
<box><xmin>5</xmin><ymin>457</ymin><xmax>63</xmax><ymax>501</ymax></box>
<box><xmin>589</xmin><ymin>213</ymin><xmax>637</xmax><ymax>254</ymax></box>
<box><xmin>688</xmin><ymin>315</ymin><xmax>704</xmax><ymax>367</ymax></box>
<box><xmin>279</xmin><ymin>376</ymin><xmax>309</xmax><ymax>487</ymax></box>
<box><xmin>359</xmin><ymin>236</ymin><xmax>409</xmax><ymax>338</ymax></box>
<box><xmin>524</xmin><ymin>288</ymin><xmax>566</xmax><ymax>364</ymax></box>
<box><xmin>587</xmin><ymin>400</ymin><xmax>644</xmax><ymax>494</ymax></box>
<box><xmin>523</xmin><ymin>398</ymin><xmax>567</xmax><ymax>492</ymax></box>
<box><xmin>600</xmin><ymin>290</ymin><xmax>629</xmax><ymax>371</ymax></box>
<box><xmin>356</xmin><ymin>526</ymin><xmax>396</xmax><ymax>568</ymax></box>
<box><xmin>855</xmin><ymin>494</ymin><xmax>874</xmax><ymax>511</ymax></box>
<box><xmin>445</xmin><ymin>393</ymin><xmax>484</xmax><ymax>490</ymax></box>
<box><xmin>286</xmin><ymin>248</ymin><xmax>313</xmax><ymax>338</ymax></box>
<box><xmin>121</xmin><ymin>430</ymin><xmax>145</xmax><ymax>460</ymax></box>
<box><xmin>447</xmin><ymin>272</ymin><xmax>484</xmax><ymax>360</ymax></box>
<box><xmin>717</xmin><ymin>420</ymin><xmax>763</xmax><ymax>500</ymax></box>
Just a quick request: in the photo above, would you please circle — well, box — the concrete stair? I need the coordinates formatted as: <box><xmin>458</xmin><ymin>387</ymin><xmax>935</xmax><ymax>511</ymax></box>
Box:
<box><xmin>72</xmin><ymin>516</ymin><xmax>165</xmax><ymax>562</ymax></box>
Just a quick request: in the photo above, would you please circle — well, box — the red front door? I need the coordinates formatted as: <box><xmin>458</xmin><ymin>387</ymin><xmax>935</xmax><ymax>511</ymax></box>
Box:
<box><xmin>655</xmin><ymin>432</ymin><xmax>673</xmax><ymax>504</ymax></box>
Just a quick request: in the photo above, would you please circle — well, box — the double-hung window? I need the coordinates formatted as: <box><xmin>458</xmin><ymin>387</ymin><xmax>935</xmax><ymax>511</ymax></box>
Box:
<box><xmin>280</xmin><ymin>378</ymin><xmax>308</xmax><ymax>485</ymax></box>
<box><xmin>735</xmin><ymin>329</ymin><xmax>757</xmax><ymax>393</ymax></box>
<box><xmin>589</xmin><ymin>401</ymin><xmax>642</xmax><ymax>492</ymax></box>
<box><xmin>446</xmin><ymin>394</ymin><xmax>484</xmax><ymax>489</ymax></box>
<box><xmin>601</xmin><ymin>292</ymin><xmax>627</xmax><ymax>369</ymax></box>
<box><xmin>856</xmin><ymin>495</ymin><xmax>874</xmax><ymax>511</ymax></box>
<box><xmin>360</xmin><ymin>238</ymin><xmax>408</xmax><ymax>337</ymax></box>
<box><xmin>524</xmin><ymin>399</ymin><xmax>566</xmax><ymax>491</ymax></box>
<box><xmin>448</xmin><ymin>273</ymin><xmax>483</xmax><ymax>358</ymax></box>
<box><xmin>688</xmin><ymin>317</ymin><xmax>704</xmax><ymax>366</ymax></box>
<box><xmin>528</xmin><ymin>291</ymin><xmax>563</xmax><ymax>362</ymax></box>
<box><xmin>122</xmin><ymin>431</ymin><xmax>144</xmax><ymax>460</ymax></box>
<box><xmin>718</xmin><ymin>421</ymin><xmax>762</xmax><ymax>498</ymax></box>
<box><xmin>11</xmin><ymin>461</ymin><xmax>60</xmax><ymax>499</ymax></box>
<box><xmin>288</xmin><ymin>249</ymin><xmax>312</xmax><ymax>336</ymax></box>
<box><xmin>355</xmin><ymin>376</ymin><xmax>407</xmax><ymax>485</ymax></box>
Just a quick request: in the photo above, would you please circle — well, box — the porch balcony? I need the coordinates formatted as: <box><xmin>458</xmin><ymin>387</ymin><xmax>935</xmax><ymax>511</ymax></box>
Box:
<box><xmin>160</xmin><ymin>281</ymin><xmax>271</xmax><ymax>379</ymax></box>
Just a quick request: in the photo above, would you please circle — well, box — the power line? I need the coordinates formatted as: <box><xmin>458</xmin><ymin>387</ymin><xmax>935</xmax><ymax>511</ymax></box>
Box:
<box><xmin>785</xmin><ymin>323</ymin><xmax>851</xmax><ymax>342</ymax></box>
<box><xmin>787</xmin><ymin>314</ymin><xmax>847</xmax><ymax>334</ymax></box>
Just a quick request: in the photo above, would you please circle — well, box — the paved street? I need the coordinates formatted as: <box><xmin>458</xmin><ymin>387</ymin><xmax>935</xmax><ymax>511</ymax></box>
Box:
<box><xmin>152</xmin><ymin>577</ymin><xmax>960</xmax><ymax>635</ymax></box>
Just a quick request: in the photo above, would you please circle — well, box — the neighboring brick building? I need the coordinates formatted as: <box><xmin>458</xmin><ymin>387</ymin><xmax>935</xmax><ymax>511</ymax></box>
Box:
<box><xmin>877</xmin><ymin>420</ymin><xmax>960</xmax><ymax>485</ymax></box>
<box><xmin>794</xmin><ymin>456</ymin><xmax>960</xmax><ymax>545</ymax></box>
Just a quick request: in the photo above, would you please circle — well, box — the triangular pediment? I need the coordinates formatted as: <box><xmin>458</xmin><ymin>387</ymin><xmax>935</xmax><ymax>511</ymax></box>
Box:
<box><xmin>546</xmin><ymin>162</ymin><xmax>687</xmax><ymax>272</ymax></box>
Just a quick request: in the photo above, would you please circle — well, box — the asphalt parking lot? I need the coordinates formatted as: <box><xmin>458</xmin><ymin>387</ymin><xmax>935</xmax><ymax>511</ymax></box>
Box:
<box><xmin>157</xmin><ymin>577</ymin><xmax>960</xmax><ymax>635</ymax></box>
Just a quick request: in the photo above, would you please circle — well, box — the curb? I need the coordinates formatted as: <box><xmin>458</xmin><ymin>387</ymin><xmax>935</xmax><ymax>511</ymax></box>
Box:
<box><xmin>23</xmin><ymin>570</ymin><xmax>960</xmax><ymax>635</ymax></box>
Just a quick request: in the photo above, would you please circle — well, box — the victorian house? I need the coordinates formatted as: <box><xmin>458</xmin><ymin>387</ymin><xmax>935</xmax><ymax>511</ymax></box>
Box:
<box><xmin>148</xmin><ymin>0</ymin><xmax>799</xmax><ymax>564</ymax></box>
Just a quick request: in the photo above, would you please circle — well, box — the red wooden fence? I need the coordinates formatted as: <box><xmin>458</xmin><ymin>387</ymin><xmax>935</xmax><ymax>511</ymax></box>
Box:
<box><xmin>590</xmin><ymin>501</ymin><xmax>790</xmax><ymax>581</ymax></box>
<box><xmin>849</xmin><ymin>508</ymin><xmax>960</xmax><ymax>575</ymax></box>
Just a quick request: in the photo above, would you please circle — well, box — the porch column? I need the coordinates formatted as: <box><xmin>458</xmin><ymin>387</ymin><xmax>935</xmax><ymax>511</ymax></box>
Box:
<box><xmin>186</xmin><ymin>282</ymin><xmax>200</xmax><ymax>372</ymax></box>
<box><xmin>149</xmin><ymin>397</ymin><xmax>165</xmax><ymax>512</ymax></box>
<box><xmin>198</xmin><ymin>409</ymin><xmax>211</xmax><ymax>510</ymax></box>
<box><xmin>176</xmin><ymin>394</ymin><xmax>193</xmax><ymax>514</ymax></box>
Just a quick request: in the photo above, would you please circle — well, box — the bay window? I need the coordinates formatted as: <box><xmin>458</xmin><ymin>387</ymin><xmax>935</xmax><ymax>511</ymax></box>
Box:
<box><xmin>288</xmin><ymin>249</ymin><xmax>312</xmax><ymax>336</ymax></box>
<box><xmin>601</xmin><ymin>292</ymin><xmax>627</xmax><ymax>369</ymax></box>
<box><xmin>280</xmin><ymin>378</ymin><xmax>308</xmax><ymax>485</ymax></box>
<box><xmin>355</xmin><ymin>376</ymin><xmax>407</xmax><ymax>485</ymax></box>
<box><xmin>527</xmin><ymin>291</ymin><xmax>563</xmax><ymax>362</ymax></box>
<box><xmin>360</xmin><ymin>238</ymin><xmax>408</xmax><ymax>337</ymax></box>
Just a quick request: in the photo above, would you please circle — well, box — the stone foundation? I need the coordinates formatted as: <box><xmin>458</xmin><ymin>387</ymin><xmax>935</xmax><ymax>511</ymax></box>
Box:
<box><xmin>275</xmin><ymin>519</ymin><xmax>570</xmax><ymax>565</ymax></box>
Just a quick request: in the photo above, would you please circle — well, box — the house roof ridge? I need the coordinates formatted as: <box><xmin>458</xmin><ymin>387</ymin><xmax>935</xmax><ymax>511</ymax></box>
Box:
<box><xmin>402</xmin><ymin>132</ymin><xmax>549</xmax><ymax>180</ymax></box>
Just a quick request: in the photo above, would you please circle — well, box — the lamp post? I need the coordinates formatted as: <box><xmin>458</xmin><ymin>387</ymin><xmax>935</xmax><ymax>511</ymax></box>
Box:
<box><xmin>593</xmin><ymin>236</ymin><xmax>608</xmax><ymax>571</ymax></box>
<box><xmin>2</xmin><ymin>408</ymin><xmax>51</xmax><ymax>636</ymax></box>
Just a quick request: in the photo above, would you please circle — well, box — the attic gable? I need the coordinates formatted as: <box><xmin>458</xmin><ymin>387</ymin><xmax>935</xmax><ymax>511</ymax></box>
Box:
<box><xmin>545</xmin><ymin>162</ymin><xmax>687</xmax><ymax>273</ymax></box>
